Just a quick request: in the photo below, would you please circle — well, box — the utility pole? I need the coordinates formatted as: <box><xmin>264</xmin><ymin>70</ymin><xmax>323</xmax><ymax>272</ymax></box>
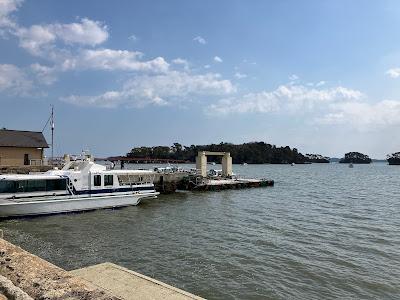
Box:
<box><xmin>41</xmin><ymin>105</ymin><xmax>55</xmax><ymax>164</ymax></box>
<box><xmin>51</xmin><ymin>105</ymin><xmax>54</xmax><ymax>161</ymax></box>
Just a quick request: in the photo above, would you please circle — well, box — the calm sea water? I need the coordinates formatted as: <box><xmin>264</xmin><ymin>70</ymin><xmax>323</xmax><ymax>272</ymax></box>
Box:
<box><xmin>1</xmin><ymin>163</ymin><xmax>400</xmax><ymax>299</ymax></box>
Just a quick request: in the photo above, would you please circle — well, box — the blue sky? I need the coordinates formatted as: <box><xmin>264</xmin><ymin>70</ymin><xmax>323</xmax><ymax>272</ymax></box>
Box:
<box><xmin>1</xmin><ymin>0</ymin><xmax>400</xmax><ymax>158</ymax></box>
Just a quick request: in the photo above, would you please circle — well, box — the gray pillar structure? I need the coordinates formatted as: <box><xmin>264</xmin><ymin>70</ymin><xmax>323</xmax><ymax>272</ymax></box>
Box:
<box><xmin>221</xmin><ymin>153</ymin><xmax>232</xmax><ymax>177</ymax></box>
<box><xmin>196</xmin><ymin>152</ymin><xmax>207</xmax><ymax>177</ymax></box>
<box><xmin>196</xmin><ymin>151</ymin><xmax>233</xmax><ymax>178</ymax></box>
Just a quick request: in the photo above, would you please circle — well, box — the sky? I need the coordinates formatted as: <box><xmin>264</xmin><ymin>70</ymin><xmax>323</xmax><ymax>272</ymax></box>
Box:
<box><xmin>1</xmin><ymin>0</ymin><xmax>400</xmax><ymax>158</ymax></box>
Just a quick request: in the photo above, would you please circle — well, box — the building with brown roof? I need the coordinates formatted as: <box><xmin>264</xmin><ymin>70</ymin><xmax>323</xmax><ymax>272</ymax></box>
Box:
<box><xmin>0</xmin><ymin>129</ymin><xmax>49</xmax><ymax>166</ymax></box>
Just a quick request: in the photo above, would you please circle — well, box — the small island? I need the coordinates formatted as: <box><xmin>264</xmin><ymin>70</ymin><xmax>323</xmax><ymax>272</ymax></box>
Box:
<box><xmin>126</xmin><ymin>142</ymin><xmax>309</xmax><ymax>164</ymax></box>
<box><xmin>339</xmin><ymin>152</ymin><xmax>372</xmax><ymax>164</ymax></box>
<box><xmin>387</xmin><ymin>152</ymin><xmax>400</xmax><ymax>165</ymax></box>
<box><xmin>304</xmin><ymin>153</ymin><xmax>330</xmax><ymax>163</ymax></box>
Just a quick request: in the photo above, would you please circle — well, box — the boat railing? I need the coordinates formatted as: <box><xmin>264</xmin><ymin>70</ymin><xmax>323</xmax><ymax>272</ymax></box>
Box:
<box><xmin>66</xmin><ymin>178</ymin><xmax>75</xmax><ymax>195</ymax></box>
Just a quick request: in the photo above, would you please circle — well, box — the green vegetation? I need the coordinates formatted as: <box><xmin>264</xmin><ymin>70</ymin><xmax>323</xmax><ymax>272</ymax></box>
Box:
<box><xmin>387</xmin><ymin>152</ymin><xmax>400</xmax><ymax>165</ymax></box>
<box><xmin>304</xmin><ymin>154</ymin><xmax>330</xmax><ymax>163</ymax></box>
<box><xmin>339</xmin><ymin>152</ymin><xmax>372</xmax><ymax>164</ymax></box>
<box><xmin>127</xmin><ymin>142</ymin><xmax>308</xmax><ymax>164</ymax></box>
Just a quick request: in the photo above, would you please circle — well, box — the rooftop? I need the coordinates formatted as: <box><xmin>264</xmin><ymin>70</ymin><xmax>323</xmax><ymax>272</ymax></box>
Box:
<box><xmin>0</xmin><ymin>129</ymin><xmax>48</xmax><ymax>148</ymax></box>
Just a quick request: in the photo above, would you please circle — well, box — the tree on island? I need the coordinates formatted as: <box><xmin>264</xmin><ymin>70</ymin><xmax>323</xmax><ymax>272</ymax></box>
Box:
<box><xmin>339</xmin><ymin>152</ymin><xmax>371</xmax><ymax>164</ymax></box>
<box><xmin>126</xmin><ymin>142</ymin><xmax>310</xmax><ymax>164</ymax></box>
<box><xmin>304</xmin><ymin>153</ymin><xmax>330</xmax><ymax>163</ymax></box>
<box><xmin>387</xmin><ymin>152</ymin><xmax>400</xmax><ymax>165</ymax></box>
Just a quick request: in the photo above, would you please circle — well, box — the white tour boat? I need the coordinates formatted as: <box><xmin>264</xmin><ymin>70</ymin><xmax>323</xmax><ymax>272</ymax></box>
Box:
<box><xmin>0</xmin><ymin>159</ymin><xmax>159</xmax><ymax>217</ymax></box>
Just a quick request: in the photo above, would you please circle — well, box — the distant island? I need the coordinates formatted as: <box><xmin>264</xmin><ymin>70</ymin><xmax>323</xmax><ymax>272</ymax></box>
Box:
<box><xmin>127</xmin><ymin>142</ymin><xmax>309</xmax><ymax>164</ymax></box>
<box><xmin>387</xmin><ymin>152</ymin><xmax>400</xmax><ymax>165</ymax></box>
<box><xmin>304</xmin><ymin>154</ymin><xmax>330</xmax><ymax>163</ymax></box>
<box><xmin>339</xmin><ymin>152</ymin><xmax>372</xmax><ymax>164</ymax></box>
<box><xmin>122</xmin><ymin>143</ymin><xmax>386</xmax><ymax>165</ymax></box>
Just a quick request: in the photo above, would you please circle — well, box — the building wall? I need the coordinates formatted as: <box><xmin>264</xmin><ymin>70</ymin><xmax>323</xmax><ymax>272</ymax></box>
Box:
<box><xmin>0</xmin><ymin>147</ymin><xmax>44</xmax><ymax>166</ymax></box>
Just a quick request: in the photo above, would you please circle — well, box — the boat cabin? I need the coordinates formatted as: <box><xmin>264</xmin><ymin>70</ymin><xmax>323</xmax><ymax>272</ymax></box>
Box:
<box><xmin>0</xmin><ymin>175</ymin><xmax>68</xmax><ymax>197</ymax></box>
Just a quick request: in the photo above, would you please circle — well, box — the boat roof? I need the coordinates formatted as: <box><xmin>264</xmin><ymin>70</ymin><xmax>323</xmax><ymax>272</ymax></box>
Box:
<box><xmin>98</xmin><ymin>170</ymin><xmax>155</xmax><ymax>174</ymax></box>
<box><xmin>0</xmin><ymin>174</ymin><xmax>65</xmax><ymax>181</ymax></box>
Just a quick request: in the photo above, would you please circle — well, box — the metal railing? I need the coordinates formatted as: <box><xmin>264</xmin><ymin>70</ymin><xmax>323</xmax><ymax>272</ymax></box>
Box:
<box><xmin>29</xmin><ymin>159</ymin><xmax>43</xmax><ymax>166</ymax></box>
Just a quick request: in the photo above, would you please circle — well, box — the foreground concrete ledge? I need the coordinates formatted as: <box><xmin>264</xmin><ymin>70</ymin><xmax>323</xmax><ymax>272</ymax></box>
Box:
<box><xmin>71</xmin><ymin>263</ymin><xmax>205</xmax><ymax>300</ymax></box>
<box><xmin>0</xmin><ymin>238</ymin><xmax>119</xmax><ymax>300</ymax></box>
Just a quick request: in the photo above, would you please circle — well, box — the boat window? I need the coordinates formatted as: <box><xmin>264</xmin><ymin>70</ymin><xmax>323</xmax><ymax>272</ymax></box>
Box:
<box><xmin>94</xmin><ymin>175</ymin><xmax>101</xmax><ymax>187</ymax></box>
<box><xmin>104</xmin><ymin>175</ymin><xmax>113</xmax><ymax>186</ymax></box>
<box><xmin>46</xmin><ymin>179</ymin><xmax>67</xmax><ymax>191</ymax></box>
<box><xmin>26</xmin><ymin>180</ymin><xmax>46</xmax><ymax>192</ymax></box>
<box><xmin>0</xmin><ymin>181</ymin><xmax>17</xmax><ymax>193</ymax></box>
<box><xmin>0</xmin><ymin>179</ymin><xmax>67</xmax><ymax>193</ymax></box>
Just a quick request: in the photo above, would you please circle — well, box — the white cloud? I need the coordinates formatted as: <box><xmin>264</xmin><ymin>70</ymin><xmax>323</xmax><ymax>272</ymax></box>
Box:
<box><xmin>207</xmin><ymin>84</ymin><xmax>363</xmax><ymax>115</ymax></box>
<box><xmin>61</xmin><ymin>49</ymin><xmax>169</xmax><ymax>73</ymax></box>
<box><xmin>316</xmin><ymin>81</ymin><xmax>326</xmax><ymax>87</ymax></box>
<box><xmin>13</xmin><ymin>18</ymin><xmax>108</xmax><ymax>56</ymax></box>
<box><xmin>172</xmin><ymin>58</ymin><xmax>189</xmax><ymax>70</ymax></box>
<box><xmin>386</xmin><ymin>68</ymin><xmax>400</xmax><ymax>78</ymax></box>
<box><xmin>0</xmin><ymin>63</ymin><xmax>32</xmax><ymax>94</ymax></box>
<box><xmin>242</xmin><ymin>59</ymin><xmax>256</xmax><ymax>65</ymax></box>
<box><xmin>234</xmin><ymin>72</ymin><xmax>247</xmax><ymax>79</ymax></box>
<box><xmin>214</xmin><ymin>56</ymin><xmax>223</xmax><ymax>63</ymax></box>
<box><xmin>208</xmin><ymin>92</ymin><xmax>280</xmax><ymax>115</ymax></box>
<box><xmin>204</xmin><ymin>64</ymin><xmax>211</xmax><ymax>69</ymax></box>
<box><xmin>62</xmin><ymin>91</ymin><xmax>125</xmax><ymax>108</ymax></box>
<box><xmin>62</xmin><ymin>70</ymin><xmax>236</xmax><ymax>108</ymax></box>
<box><xmin>289</xmin><ymin>74</ymin><xmax>299</xmax><ymax>81</ymax></box>
<box><xmin>317</xmin><ymin>100</ymin><xmax>400</xmax><ymax>127</ymax></box>
<box><xmin>0</xmin><ymin>0</ymin><xmax>21</xmax><ymax>28</ymax></box>
<box><xmin>30</xmin><ymin>63</ymin><xmax>57</xmax><ymax>85</ymax></box>
<box><xmin>128</xmin><ymin>34</ymin><xmax>137</xmax><ymax>41</ymax></box>
<box><xmin>193</xmin><ymin>36</ymin><xmax>206</xmax><ymax>44</ymax></box>
<box><xmin>16</xmin><ymin>25</ymin><xmax>56</xmax><ymax>55</ymax></box>
<box><xmin>51</xmin><ymin>18</ymin><xmax>108</xmax><ymax>46</ymax></box>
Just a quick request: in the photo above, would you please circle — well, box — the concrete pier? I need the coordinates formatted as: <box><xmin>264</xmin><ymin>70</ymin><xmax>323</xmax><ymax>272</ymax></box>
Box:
<box><xmin>179</xmin><ymin>177</ymin><xmax>274</xmax><ymax>191</ymax></box>
<box><xmin>0</xmin><ymin>238</ymin><xmax>204</xmax><ymax>300</ymax></box>
<box><xmin>71</xmin><ymin>263</ymin><xmax>204</xmax><ymax>300</ymax></box>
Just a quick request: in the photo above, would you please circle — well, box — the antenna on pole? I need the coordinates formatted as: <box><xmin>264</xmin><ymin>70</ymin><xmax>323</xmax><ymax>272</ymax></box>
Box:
<box><xmin>42</xmin><ymin>105</ymin><xmax>55</xmax><ymax>164</ymax></box>
<box><xmin>51</xmin><ymin>105</ymin><xmax>54</xmax><ymax>161</ymax></box>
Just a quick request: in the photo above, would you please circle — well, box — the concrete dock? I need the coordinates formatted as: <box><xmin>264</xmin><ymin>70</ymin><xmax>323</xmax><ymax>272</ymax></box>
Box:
<box><xmin>179</xmin><ymin>177</ymin><xmax>274</xmax><ymax>191</ymax></box>
<box><xmin>71</xmin><ymin>263</ymin><xmax>203</xmax><ymax>300</ymax></box>
<box><xmin>0</xmin><ymin>237</ymin><xmax>204</xmax><ymax>300</ymax></box>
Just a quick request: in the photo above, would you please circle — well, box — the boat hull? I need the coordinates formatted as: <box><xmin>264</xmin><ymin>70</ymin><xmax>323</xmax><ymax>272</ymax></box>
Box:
<box><xmin>0</xmin><ymin>192</ymin><xmax>158</xmax><ymax>218</ymax></box>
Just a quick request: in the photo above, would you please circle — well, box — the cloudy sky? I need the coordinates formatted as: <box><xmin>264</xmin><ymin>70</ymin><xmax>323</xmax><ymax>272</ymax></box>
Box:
<box><xmin>1</xmin><ymin>0</ymin><xmax>400</xmax><ymax>158</ymax></box>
